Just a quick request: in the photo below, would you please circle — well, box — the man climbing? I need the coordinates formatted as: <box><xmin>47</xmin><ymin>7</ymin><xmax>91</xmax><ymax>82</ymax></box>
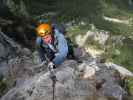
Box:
<box><xmin>36</xmin><ymin>22</ymin><xmax>68</xmax><ymax>69</ymax></box>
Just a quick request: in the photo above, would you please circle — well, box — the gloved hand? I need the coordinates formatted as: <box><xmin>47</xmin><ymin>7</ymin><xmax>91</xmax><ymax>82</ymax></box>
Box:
<box><xmin>48</xmin><ymin>62</ymin><xmax>56</xmax><ymax>71</ymax></box>
<box><xmin>48</xmin><ymin>62</ymin><xmax>56</xmax><ymax>80</ymax></box>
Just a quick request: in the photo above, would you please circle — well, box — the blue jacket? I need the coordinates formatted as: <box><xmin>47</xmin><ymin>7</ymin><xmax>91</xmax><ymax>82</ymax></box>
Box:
<box><xmin>36</xmin><ymin>29</ymin><xmax>68</xmax><ymax>65</ymax></box>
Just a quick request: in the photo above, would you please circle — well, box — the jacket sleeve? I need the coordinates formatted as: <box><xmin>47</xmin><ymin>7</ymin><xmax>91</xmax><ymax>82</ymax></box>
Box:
<box><xmin>52</xmin><ymin>29</ymin><xmax>68</xmax><ymax>65</ymax></box>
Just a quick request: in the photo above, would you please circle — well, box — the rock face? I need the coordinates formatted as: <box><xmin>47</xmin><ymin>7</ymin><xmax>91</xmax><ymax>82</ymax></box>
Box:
<box><xmin>0</xmin><ymin>31</ymin><xmax>34</xmax><ymax>93</ymax></box>
<box><xmin>0</xmin><ymin>43</ymin><xmax>7</xmax><ymax>58</ymax></box>
<box><xmin>75</xmin><ymin>30</ymin><xmax>109</xmax><ymax>47</ymax></box>
<box><xmin>0</xmin><ymin>31</ymin><xmax>18</xmax><ymax>76</ymax></box>
<box><xmin>1</xmin><ymin>57</ymin><xmax>128</xmax><ymax>100</ymax></box>
<box><xmin>0</xmin><ymin>33</ymin><xmax>12</xmax><ymax>60</ymax></box>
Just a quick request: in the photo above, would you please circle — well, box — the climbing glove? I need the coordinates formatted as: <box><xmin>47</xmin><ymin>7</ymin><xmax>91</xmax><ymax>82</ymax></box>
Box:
<box><xmin>48</xmin><ymin>62</ymin><xmax>56</xmax><ymax>70</ymax></box>
<box><xmin>48</xmin><ymin>62</ymin><xmax>56</xmax><ymax>80</ymax></box>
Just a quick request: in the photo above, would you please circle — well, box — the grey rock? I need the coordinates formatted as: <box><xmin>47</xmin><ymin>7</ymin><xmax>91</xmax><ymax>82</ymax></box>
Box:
<box><xmin>0</xmin><ymin>43</ymin><xmax>7</xmax><ymax>58</ymax></box>
<box><xmin>102</xmin><ymin>83</ymin><xmax>126</xmax><ymax>100</ymax></box>
<box><xmin>0</xmin><ymin>61</ymin><xmax>9</xmax><ymax>77</ymax></box>
<box><xmin>111</xmin><ymin>35</ymin><xmax>125</xmax><ymax>46</ymax></box>
<box><xmin>20</xmin><ymin>48</ymin><xmax>31</xmax><ymax>56</ymax></box>
<box><xmin>1</xmin><ymin>61</ymin><xmax>97</xmax><ymax>100</ymax></box>
<box><xmin>1</xmin><ymin>58</ymin><xmax>127</xmax><ymax>100</ymax></box>
<box><xmin>76</xmin><ymin>30</ymin><xmax>109</xmax><ymax>46</ymax></box>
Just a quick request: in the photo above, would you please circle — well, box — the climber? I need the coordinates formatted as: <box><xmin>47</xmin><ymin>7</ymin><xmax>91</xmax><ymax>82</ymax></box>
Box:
<box><xmin>35</xmin><ymin>22</ymin><xmax>68</xmax><ymax>69</ymax></box>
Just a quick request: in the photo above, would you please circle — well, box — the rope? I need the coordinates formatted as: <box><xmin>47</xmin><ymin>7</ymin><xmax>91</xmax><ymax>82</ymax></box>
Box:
<box><xmin>52</xmin><ymin>77</ymin><xmax>56</xmax><ymax>100</ymax></box>
<box><xmin>50</xmin><ymin>69</ymin><xmax>56</xmax><ymax>100</ymax></box>
<box><xmin>45</xmin><ymin>54</ymin><xmax>57</xmax><ymax>100</ymax></box>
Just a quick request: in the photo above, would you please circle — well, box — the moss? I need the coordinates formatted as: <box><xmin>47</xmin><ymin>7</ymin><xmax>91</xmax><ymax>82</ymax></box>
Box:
<box><xmin>0</xmin><ymin>74</ymin><xmax>16</xmax><ymax>97</ymax></box>
<box><xmin>112</xmin><ymin>45</ymin><xmax>133</xmax><ymax>72</ymax></box>
<box><xmin>0</xmin><ymin>75</ymin><xmax>7</xmax><ymax>97</ymax></box>
<box><xmin>127</xmin><ymin>78</ymin><xmax>133</xmax><ymax>95</ymax></box>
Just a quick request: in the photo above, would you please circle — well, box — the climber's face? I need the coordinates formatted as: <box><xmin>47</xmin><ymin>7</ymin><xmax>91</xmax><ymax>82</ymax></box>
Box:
<box><xmin>42</xmin><ymin>34</ymin><xmax>52</xmax><ymax>44</ymax></box>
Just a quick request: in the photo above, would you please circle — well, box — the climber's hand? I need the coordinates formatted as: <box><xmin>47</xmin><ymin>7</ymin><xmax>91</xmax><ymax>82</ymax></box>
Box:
<box><xmin>48</xmin><ymin>62</ymin><xmax>55</xmax><ymax>71</ymax></box>
<box><xmin>48</xmin><ymin>62</ymin><xmax>56</xmax><ymax>81</ymax></box>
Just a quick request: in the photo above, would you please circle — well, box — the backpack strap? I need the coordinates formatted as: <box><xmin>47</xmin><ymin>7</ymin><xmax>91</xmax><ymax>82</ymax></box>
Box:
<box><xmin>48</xmin><ymin>43</ymin><xmax>57</xmax><ymax>53</ymax></box>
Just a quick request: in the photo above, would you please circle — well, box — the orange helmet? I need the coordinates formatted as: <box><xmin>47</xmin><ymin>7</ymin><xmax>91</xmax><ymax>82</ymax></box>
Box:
<box><xmin>36</xmin><ymin>23</ymin><xmax>52</xmax><ymax>37</ymax></box>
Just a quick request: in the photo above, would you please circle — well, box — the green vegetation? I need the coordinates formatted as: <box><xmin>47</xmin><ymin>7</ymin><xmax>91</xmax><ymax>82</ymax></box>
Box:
<box><xmin>127</xmin><ymin>78</ymin><xmax>133</xmax><ymax>96</ymax></box>
<box><xmin>101</xmin><ymin>0</ymin><xmax>133</xmax><ymax>18</ymax></box>
<box><xmin>23</xmin><ymin>0</ymin><xmax>133</xmax><ymax>34</ymax></box>
<box><xmin>112</xmin><ymin>46</ymin><xmax>133</xmax><ymax>72</ymax></box>
<box><xmin>0</xmin><ymin>75</ymin><xmax>7</xmax><ymax>97</ymax></box>
<box><xmin>0</xmin><ymin>74</ymin><xmax>16</xmax><ymax>97</ymax></box>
